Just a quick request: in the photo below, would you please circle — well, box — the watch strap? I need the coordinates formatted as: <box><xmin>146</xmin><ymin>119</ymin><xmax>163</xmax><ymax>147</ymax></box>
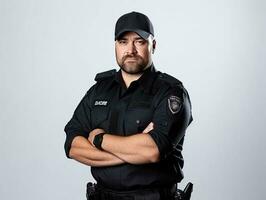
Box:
<box><xmin>93</xmin><ymin>133</ymin><xmax>105</xmax><ymax>150</ymax></box>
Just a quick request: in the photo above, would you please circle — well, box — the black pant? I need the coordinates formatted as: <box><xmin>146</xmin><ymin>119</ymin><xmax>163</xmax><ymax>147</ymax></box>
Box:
<box><xmin>86</xmin><ymin>183</ymin><xmax>179</xmax><ymax>200</ymax></box>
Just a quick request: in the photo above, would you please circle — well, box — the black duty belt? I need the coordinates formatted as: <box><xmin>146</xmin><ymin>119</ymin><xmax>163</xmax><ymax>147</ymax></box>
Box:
<box><xmin>86</xmin><ymin>182</ymin><xmax>178</xmax><ymax>200</ymax></box>
<box><xmin>87</xmin><ymin>182</ymin><xmax>193</xmax><ymax>200</ymax></box>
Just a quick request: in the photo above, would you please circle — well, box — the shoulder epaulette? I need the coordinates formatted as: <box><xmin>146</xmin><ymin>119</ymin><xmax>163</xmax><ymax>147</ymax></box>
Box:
<box><xmin>158</xmin><ymin>73</ymin><xmax>183</xmax><ymax>87</ymax></box>
<box><xmin>94</xmin><ymin>69</ymin><xmax>116</xmax><ymax>82</ymax></box>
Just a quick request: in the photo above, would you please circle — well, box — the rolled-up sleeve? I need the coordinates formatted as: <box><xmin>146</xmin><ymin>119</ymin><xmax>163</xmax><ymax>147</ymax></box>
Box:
<box><xmin>149</xmin><ymin>86</ymin><xmax>193</xmax><ymax>160</ymax></box>
<box><xmin>64</xmin><ymin>87</ymin><xmax>94</xmax><ymax>158</ymax></box>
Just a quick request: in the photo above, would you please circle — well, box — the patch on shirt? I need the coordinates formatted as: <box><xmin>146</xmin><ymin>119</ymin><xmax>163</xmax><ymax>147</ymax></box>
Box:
<box><xmin>94</xmin><ymin>100</ymin><xmax>108</xmax><ymax>106</ymax></box>
<box><xmin>168</xmin><ymin>96</ymin><xmax>181</xmax><ymax>114</ymax></box>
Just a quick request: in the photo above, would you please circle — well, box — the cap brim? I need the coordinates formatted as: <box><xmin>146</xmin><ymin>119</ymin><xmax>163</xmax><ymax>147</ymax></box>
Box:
<box><xmin>115</xmin><ymin>29</ymin><xmax>150</xmax><ymax>40</ymax></box>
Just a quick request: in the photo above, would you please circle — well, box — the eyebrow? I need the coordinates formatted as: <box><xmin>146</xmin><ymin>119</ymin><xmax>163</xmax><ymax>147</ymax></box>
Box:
<box><xmin>118</xmin><ymin>36</ymin><xmax>144</xmax><ymax>41</ymax></box>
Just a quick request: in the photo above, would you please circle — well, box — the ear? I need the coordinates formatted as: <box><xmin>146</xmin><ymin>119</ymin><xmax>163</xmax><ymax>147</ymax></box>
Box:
<box><xmin>152</xmin><ymin>39</ymin><xmax>156</xmax><ymax>54</ymax></box>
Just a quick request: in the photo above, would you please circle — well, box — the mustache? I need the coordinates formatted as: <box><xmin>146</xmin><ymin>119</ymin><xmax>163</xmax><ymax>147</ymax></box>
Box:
<box><xmin>122</xmin><ymin>55</ymin><xmax>142</xmax><ymax>62</ymax></box>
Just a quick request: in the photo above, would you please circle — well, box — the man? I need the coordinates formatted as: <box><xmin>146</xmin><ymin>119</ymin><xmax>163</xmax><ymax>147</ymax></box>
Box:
<box><xmin>64</xmin><ymin>11</ymin><xmax>193</xmax><ymax>200</ymax></box>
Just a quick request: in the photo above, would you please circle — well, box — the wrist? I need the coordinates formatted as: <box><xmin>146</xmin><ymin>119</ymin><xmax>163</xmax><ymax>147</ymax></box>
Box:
<box><xmin>93</xmin><ymin>133</ymin><xmax>106</xmax><ymax>150</ymax></box>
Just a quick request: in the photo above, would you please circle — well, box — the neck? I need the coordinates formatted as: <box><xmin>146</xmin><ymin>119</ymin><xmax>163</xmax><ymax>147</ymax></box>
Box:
<box><xmin>121</xmin><ymin>71</ymin><xmax>143</xmax><ymax>88</ymax></box>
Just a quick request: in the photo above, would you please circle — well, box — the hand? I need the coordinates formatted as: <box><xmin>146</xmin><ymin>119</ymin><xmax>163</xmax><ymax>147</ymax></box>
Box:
<box><xmin>88</xmin><ymin>128</ymin><xmax>105</xmax><ymax>146</ymax></box>
<box><xmin>143</xmin><ymin>122</ymin><xmax>154</xmax><ymax>133</ymax></box>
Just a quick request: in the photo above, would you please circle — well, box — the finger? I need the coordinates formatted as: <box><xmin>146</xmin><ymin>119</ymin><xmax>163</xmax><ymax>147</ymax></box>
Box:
<box><xmin>143</xmin><ymin>122</ymin><xmax>154</xmax><ymax>133</ymax></box>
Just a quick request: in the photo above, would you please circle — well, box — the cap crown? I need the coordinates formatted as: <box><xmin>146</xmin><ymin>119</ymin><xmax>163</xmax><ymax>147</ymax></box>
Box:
<box><xmin>115</xmin><ymin>11</ymin><xmax>154</xmax><ymax>40</ymax></box>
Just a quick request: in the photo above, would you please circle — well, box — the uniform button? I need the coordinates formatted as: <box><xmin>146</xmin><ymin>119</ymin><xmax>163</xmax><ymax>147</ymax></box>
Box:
<box><xmin>136</xmin><ymin>120</ymin><xmax>140</xmax><ymax>124</ymax></box>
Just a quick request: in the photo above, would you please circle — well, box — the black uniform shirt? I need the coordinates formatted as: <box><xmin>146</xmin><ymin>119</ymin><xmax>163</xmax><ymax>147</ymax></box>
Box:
<box><xmin>64</xmin><ymin>64</ymin><xmax>193</xmax><ymax>190</ymax></box>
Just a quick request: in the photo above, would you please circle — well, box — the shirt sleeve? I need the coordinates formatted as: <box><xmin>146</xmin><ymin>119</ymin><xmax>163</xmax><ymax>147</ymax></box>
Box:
<box><xmin>64</xmin><ymin>86</ymin><xmax>94</xmax><ymax>158</ymax></box>
<box><xmin>149</xmin><ymin>86</ymin><xmax>193</xmax><ymax>160</ymax></box>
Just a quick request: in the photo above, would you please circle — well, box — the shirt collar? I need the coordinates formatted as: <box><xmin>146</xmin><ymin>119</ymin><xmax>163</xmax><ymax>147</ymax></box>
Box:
<box><xmin>114</xmin><ymin>63</ymin><xmax>158</xmax><ymax>92</ymax></box>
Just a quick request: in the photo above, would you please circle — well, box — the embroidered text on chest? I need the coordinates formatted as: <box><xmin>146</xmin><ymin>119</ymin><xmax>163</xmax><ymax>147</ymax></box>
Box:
<box><xmin>94</xmin><ymin>100</ymin><xmax>108</xmax><ymax>106</ymax></box>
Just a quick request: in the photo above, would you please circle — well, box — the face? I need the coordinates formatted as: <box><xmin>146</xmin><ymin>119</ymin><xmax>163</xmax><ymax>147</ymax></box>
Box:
<box><xmin>115</xmin><ymin>32</ymin><xmax>155</xmax><ymax>75</ymax></box>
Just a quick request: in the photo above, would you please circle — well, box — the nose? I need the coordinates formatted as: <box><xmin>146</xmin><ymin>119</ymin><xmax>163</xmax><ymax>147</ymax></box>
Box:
<box><xmin>126</xmin><ymin>41</ymin><xmax>137</xmax><ymax>55</ymax></box>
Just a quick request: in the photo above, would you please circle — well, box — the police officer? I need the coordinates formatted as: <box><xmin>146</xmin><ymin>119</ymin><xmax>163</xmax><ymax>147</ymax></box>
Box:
<box><xmin>64</xmin><ymin>11</ymin><xmax>193</xmax><ymax>200</ymax></box>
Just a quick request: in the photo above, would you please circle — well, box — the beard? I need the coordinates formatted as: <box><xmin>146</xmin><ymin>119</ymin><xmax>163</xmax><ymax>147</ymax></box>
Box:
<box><xmin>117</xmin><ymin>54</ymin><xmax>149</xmax><ymax>75</ymax></box>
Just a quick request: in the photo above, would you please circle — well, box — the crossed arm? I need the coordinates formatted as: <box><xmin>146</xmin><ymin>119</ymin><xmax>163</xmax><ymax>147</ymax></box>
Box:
<box><xmin>69</xmin><ymin>136</ymin><xmax>125</xmax><ymax>167</ymax></box>
<box><xmin>69</xmin><ymin>122</ymin><xmax>160</xmax><ymax>167</ymax></box>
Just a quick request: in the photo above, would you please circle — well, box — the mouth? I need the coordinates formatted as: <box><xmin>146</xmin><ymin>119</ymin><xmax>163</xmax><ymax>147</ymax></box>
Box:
<box><xmin>125</xmin><ymin>59</ymin><xmax>137</xmax><ymax>62</ymax></box>
<box><xmin>125</xmin><ymin>57</ymin><xmax>138</xmax><ymax>62</ymax></box>
<box><xmin>126</xmin><ymin>57</ymin><xmax>137</xmax><ymax>60</ymax></box>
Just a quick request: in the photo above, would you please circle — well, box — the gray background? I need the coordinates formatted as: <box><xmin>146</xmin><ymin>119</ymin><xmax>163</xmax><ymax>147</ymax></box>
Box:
<box><xmin>1</xmin><ymin>0</ymin><xmax>265</xmax><ymax>199</ymax></box>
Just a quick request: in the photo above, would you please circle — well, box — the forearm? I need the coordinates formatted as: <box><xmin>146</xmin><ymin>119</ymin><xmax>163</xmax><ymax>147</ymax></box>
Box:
<box><xmin>102</xmin><ymin>133</ymin><xmax>160</xmax><ymax>164</ymax></box>
<box><xmin>69</xmin><ymin>136</ymin><xmax>125</xmax><ymax>167</ymax></box>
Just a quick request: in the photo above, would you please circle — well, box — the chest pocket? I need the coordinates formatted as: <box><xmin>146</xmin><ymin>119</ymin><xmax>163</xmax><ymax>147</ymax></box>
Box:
<box><xmin>91</xmin><ymin>105</ymin><xmax>110</xmax><ymax>130</ymax></box>
<box><xmin>124</xmin><ymin>102</ymin><xmax>154</xmax><ymax>135</ymax></box>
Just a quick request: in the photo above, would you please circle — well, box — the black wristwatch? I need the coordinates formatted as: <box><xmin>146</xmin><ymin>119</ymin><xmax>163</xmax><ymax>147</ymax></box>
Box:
<box><xmin>93</xmin><ymin>133</ymin><xmax>105</xmax><ymax>150</ymax></box>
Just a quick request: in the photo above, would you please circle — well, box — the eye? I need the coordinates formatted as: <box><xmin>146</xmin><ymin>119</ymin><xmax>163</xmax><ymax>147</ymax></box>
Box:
<box><xmin>118</xmin><ymin>40</ymin><xmax>127</xmax><ymax>45</ymax></box>
<box><xmin>135</xmin><ymin>39</ymin><xmax>146</xmax><ymax>45</ymax></box>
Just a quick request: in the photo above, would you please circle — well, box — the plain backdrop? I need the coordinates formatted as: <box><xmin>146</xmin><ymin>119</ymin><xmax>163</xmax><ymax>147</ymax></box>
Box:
<box><xmin>1</xmin><ymin>0</ymin><xmax>265</xmax><ymax>200</ymax></box>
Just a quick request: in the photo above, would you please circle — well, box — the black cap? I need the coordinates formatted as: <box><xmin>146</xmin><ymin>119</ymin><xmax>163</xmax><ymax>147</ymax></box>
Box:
<box><xmin>115</xmin><ymin>11</ymin><xmax>154</xmax><ymax>40</ymax></box>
